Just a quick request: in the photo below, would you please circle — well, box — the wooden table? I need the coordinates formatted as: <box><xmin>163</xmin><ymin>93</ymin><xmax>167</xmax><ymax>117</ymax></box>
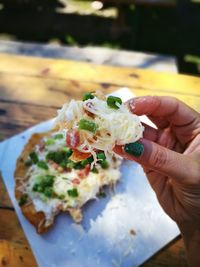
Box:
<box><xmin>0</xmin><ymin>52</ymin><xmax>200</xmax><ymax>267</ymax></box>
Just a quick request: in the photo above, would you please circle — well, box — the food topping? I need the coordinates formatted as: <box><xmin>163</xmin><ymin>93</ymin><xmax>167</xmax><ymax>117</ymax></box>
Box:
<box><xmin>82</xmin><ymin>92</ymin><xmax>95</xmax><ymax>101</ymax></box>
<box><xmin>78</xmin><ymin>119</ymin><xmax>98</xmax><ymax>134</ymax></box>
<box><xmin>55</xmin><ymin>92</ymin><xmax>144</xmax><ymax>166</ymax></box>
<box><xmin>106</xmin><ymin>95</ymin><xmax>122</xmax><ymax>109</ymax></box>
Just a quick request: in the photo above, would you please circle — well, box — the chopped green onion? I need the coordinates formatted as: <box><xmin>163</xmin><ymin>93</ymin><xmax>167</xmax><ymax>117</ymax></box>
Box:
<box><xmin>57</xmin><ymin>194</ymin><xmax>65</xmax><ymax>200</ymax></box>
<box><xmin>91</xmin><ymin>167</ymin><xmax>99</xmax><ymax>173</ymax></box>
<box><xmin>25</xmin><ymin>159</ymin><xmax>32</xmax><ymax>167</ymax></box>
<box><xmin>79</xmin><ymin>119</ymin><xmax>98</xmax><ymax>133</ymax></box>
<box><xmin>43</xmin><ymin>175</ymin><xmax>55</xmax><ymax>186</ymax></box>
<box><xmin>29</xmin><ymin>151</ymin><xmax>38</xmax><ymax>164</ymax></box>
<box><xmin>81</xmin><ymin>156</ymin><xmax>93</xmax><ymax>167</ymax></box>
<box><xmin>97</xmin><ymin>152</ymin><xmax>106</xmax><ymax>161</ymax></box>
<box><xmin>54</xmin><ymin>133</ymin><xmax>64</xmax><ymax>139</ymax></box>
<box><xmin>74</xmin><ymin>162</ymin><xmax>85</xmax><ymax>170</ymax></box>
<box><xmin>99</xmin><ymin>160</ymin><xmax>109</xmax><ymax>169</ymax></box>
<box><xmin>37</xmin><ymin>161</ymin><xmax>48</xmax><ymax>170</ymax></box>
<box><xmin>45</xmin><ymin>138</ymin><xmax>55</xmax><ymax>146</ymax></box>
<box><xmin>46</xmin><ymin>151</ymin><xmax>61</xmax><ymax>163</ymax></box>
<box><xmin>46</xmin><ymin>150</ymin><xmax>72</xmax><ymax>164</ymax></box>
<box><xmin>67</xmin><ymin>188</ymin><xmax>79</xmax><ymax>197</ymax></box>
<box><xmin>107</xmin><ymin>95</ymin><xmax>122</xmax><ymax>109</ymax></box>
<box><xmin>44</xmin><ymin>187</ymin><xmax>53</xmax><ymax>198</ymax></box>
<box><xmin>46</xmin><ymin>151</ymin><xmax>63</xmax><ymax>164</ymax></box>
<box><xmin>66</xmin><ymin>160</ymin><xmax>75</xmax><ymax>169</ymax></box>
<box><xmin>62</xmin><ymin>147</ymin><xmax>73</xmax><ymax>157</ymax></box>
<box><xmin>32</xmin><ymin>175</ymin><xmax>55</xmax><ymax>195</ymax></box>
<box><xmin>60</xmin><ymin>161</ymin><xmax>67</xmax><ymax>168</ymax></box>
<box><xmin>32</xmin><ymin>183</ymin><xmax>39</xmax><ymax>192</ymax></box>
<box><xmin>83</xmin><ymin>92</ymin><xmax>95</xmax><ymax>101</ymax></box>
<box><xmin>19</xmin><ymin>194</ymin><xmax>28</xmax><ymax>206</ymax></box>
<box><xmin>37</xmin><ymin>185</ymin><xmax>44</xmax><ymax>193</ymax></box>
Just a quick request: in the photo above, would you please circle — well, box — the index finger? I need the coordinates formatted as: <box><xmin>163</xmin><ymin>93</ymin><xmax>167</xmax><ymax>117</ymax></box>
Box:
<box><xmin>128</xmin><ymin>96</ymin><xmax>200</xmax><ymax>127</ymax></box>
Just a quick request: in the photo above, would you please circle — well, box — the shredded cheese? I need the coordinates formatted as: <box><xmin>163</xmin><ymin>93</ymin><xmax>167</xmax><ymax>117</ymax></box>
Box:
<box><xmin>55</xmin><ymin>94</ymin><xmax>144</xmax><ymax>164</ymax></box>
<box><xmin>19</xmin><ymin>131</ymin><xmax>121</xmax><ymax>226</ymax></box>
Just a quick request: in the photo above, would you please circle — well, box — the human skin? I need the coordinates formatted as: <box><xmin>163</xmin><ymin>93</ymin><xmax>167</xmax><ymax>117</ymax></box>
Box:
<box><xmin>114</xmin><ymin>96</ymin><xmax>200</xmax><ymax>267</ymax></box>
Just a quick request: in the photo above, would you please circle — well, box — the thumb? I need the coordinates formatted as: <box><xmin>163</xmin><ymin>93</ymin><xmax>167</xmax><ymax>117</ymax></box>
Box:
<box><xmin>114</xmin><ymin>138</ymin><xmax>198</xmax><ymax>183</ymax></box>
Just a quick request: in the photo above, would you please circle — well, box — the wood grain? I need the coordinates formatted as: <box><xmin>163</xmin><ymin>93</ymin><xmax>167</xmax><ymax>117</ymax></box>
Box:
<box><xmin>0</xmin><ymin>175</ymin><xmax>12</xmax><ymax>208</ymax></box>
<box><xmin>0</xmin><ymin>240</ymin><xmax>37</xmax><ymax>267</ymax></box>
<box><xmin>0</xmin><ymin>53</ymin><xmax>199</xmax><ymax>97</ymax></box>
<box><xmin>141</xmin><ymin>238</ymin><xmax>187</xmax><ymax>267</ymax></box>
<box><xmin>0</xmin><ymin>101</ymin><xmax>56</xmax><ymax>139</ymax></box>
<box><xmin>0</xmin><ymin>72</ymin><xmax>199</xmax><ymax>113</ymax></box>
<box><xmin>0</xmin><ymin>210</ymin><xmax>37</xmax><ymax>267</ymax></box>
<box><xmin>0</xmin><ymin>52</ymin><xmax>199</xmax><ymax>267</ymax></box>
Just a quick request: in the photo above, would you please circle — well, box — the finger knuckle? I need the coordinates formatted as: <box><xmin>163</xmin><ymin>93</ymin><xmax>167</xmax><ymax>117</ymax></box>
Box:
<box><xmin>151</xmin><ymin>148</ymin><xmax>168</xmax><ymax>169</ymax></box>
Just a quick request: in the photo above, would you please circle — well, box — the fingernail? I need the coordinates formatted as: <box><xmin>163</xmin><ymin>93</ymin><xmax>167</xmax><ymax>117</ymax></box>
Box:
<box><xmin>124</xmin><ymin>142</ymin><xmax>144</xmax><ymax>157</ymax></box>
<box><xmin>128</xmin><ymin>99</ymin><xmax>136</xmax><ymax>112</ymax></box>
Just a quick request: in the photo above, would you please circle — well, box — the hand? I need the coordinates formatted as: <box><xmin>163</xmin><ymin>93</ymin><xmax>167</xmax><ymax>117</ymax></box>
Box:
<box><xmin>114</xmin><ymin>96</ymin><xmax>200</xmax><ymax>267</ymax></box>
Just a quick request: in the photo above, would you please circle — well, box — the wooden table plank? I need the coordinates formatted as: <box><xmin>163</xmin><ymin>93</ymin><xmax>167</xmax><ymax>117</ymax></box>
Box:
<box><xmin>0</xmin><ymin>240</ymin><xmax>37</xmax><ymax>267</ymax></box>
<box><xmin>0</xmin><ymin>102</ymin><xmax>56</xmax><ymax>139</ymax></box>
<box><xmin>0</xmin><ymin>175</ymin><xmax>12</xmax><ymax>208</ymax></box>
<box><xmin>0</xmin><ymin>72</ymin><xmax>200</xmax><ymax>113</ymax></box>
<box><xmin>0</xmin><ymin>175</ymin><xmax>37</xmax><ymax>267</ymax></box>
<box><xmin>0</xmin><ymin>53</ymin><xmax>199</xmax><ymax>97</ymax></box>
<box><xmin>0</xmin><ymin>211</ymin><xmax>37</xmax><ymax>267</ymax></box>
<box><xmin>141</xmin><ymin>238</ymin><xmax>187</xmax><ymax>267</ymax></box>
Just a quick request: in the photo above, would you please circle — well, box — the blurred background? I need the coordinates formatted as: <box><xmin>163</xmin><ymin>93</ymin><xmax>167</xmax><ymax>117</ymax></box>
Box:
<box><xmin>0</xmin><ymin>0</ymin><xmax>199</xmax><ymax>75</ymax></box>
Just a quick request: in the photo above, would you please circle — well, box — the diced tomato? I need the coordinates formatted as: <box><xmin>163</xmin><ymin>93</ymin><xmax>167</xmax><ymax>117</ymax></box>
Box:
<box><xmin>70</xmin><ymin>149</ymin><xmax>91</xmax><ymax>162</ymax></box>
<box><xmin>78</xmin><ymin>164</ymin><xmax>90</xmax><ymax>179</ymax></box>
<box><xmin>72</xmin><ymin>178</ymin><xmax>80</xmax><ymax>185</ymax></box>
<box><xmin>66</xmin><ymin>129</ymin><xmax>80</xmax><ymax>149</ymax></box>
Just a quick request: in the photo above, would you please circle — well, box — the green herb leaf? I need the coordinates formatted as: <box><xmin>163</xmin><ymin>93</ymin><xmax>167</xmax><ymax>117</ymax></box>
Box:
<box><xmin>74</xmin><ymin>162</ymin><xmax>85</xmax><ymax>170</ymax></box>
<box><xmin>62</xmin><ymin>147</ymin><xmax>73</xmax><ymax>157</ymax></box>
<box><xmin>67</xmin><ymin>188</ymin><xmax>79</xmax><ymax>197</ymax></box>
<box><xmin>66</xmin><ymin>160</ymin><xmax>75</xmax><ymax>169</ymax></box>
<box><xmin>45</xmin><ymin>138</ymin><xmax>55</xmax><ymax>146</ymax></box>
<box><xmin>60</xmin><ymin>161</ymin><xmax>67</xmax><ymax>168</ymax></box>
<box><xmin>97</xmin><ymin>152</ymin><xmax>106</xmax><ymax>161</ymax></box>
<box><xmin>44</xmin><ymin>187</ymin><xmax>53</xmax><ymax>198</ymax></box>
<box><xmin>83</xmin><ymin>92</ymin><xmax>95</xmax><ymax>101</ymax></box>
<box><xmin>19</xmin><ymin>194</ymin><xmax>28</xmax><ymax>206</ymax></box>
<box><xmin>29</xmin><ymin>151</ymin><xmax>38</xmax><ymax>164</ymax></box>
<box><xmin>91</xmin><ymin>167</ymin><xmax>99</xmax><ymax>173</ymax></box>
<box><xmin>32</xmin><ymin>175</ymin><xmax>55</xmax><ymax>194</ymax></box>
<box><xmin>57</xmin><ymin>194</ymin><xmax>65</xmax><ymax>200</ymax></box>
<box><xmin>46</xmin><ymin>150</ymin><xmax>72</xmax><ymax>164</ymax></box>
<box><xmin>37</xmin><ymin>161</ymin><xmax>49</xmax><ymax>170</ymax></box>
<box><xmin>32</xmin><ymin>183</ymin><xmax>39</xmax><ymax>192</ymax></box>
<box><xmin>79</xmin><ymin>119</ymin><xmax>98</xmax><ymax>133</ymax></box>
<box><xmin>53</xmin><ymin>133</ymin><xmax>64</xmax><ymax>139</ymax></box>
<box><xmin>99</xmin><ymin>160</ymin><xmax>109</xmax><ymax>169</ymax></box>
<box><xmin>80</xmin><ymin>156</ymin><xmax>93</xmax><ymax>167</ymax></box>
<box><xmin>43</xmin><ymin>175</ymin><xmax>55</xmax><ymax>186</ymax></box>
<box><xmin>107</xmin><ymin>96</ymin><xmax>122</xmax><ymax>109</ymax></box>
